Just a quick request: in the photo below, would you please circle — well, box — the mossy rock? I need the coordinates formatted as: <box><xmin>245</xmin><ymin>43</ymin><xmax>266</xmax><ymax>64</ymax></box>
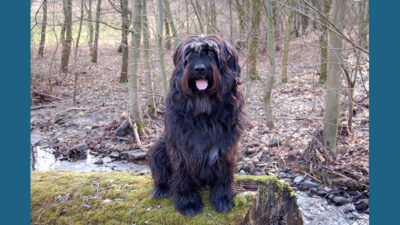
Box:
<box><xmin>31</xmin><ymin>171</ymin><xmax>303</xmax><ymax>225</ymax></box>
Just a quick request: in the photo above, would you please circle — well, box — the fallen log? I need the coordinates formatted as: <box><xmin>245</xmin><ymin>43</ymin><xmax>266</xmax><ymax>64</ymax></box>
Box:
<box><xmin>31</xmin><ymin>171</ymin><xmax>303</xmax><ymax>225</ymax></box>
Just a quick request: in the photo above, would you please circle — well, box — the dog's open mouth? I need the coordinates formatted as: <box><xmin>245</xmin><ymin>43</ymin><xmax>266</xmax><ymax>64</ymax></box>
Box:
<box><xmin>195</xmin><ymin>79</ymin><xmax>208</xmax><ymax>90</ymax></box>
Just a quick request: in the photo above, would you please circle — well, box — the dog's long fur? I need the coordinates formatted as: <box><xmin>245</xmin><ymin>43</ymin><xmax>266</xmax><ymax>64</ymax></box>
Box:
<box><xmin>148</xmin><ymin>35</ymin><xmax>244</xmax><ymax>216</ymax></box>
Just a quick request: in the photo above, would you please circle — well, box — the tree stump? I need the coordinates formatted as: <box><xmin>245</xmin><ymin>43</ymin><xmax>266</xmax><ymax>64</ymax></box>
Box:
<box><xmin>31</xmin><ymin>171</ymin><xmax>303</xmax><ymax>224</ymax></box>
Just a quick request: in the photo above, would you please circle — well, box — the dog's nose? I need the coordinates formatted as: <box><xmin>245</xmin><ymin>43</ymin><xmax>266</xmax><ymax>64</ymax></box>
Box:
<box><xmin>194</xmin><ymin>64</ymin><xmax>206</xmax><ymax>73</ymax></box>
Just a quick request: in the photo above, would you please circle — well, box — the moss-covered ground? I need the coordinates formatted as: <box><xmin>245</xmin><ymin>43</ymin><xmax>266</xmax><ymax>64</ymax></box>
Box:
<box><xmin>31</xmin><ymin>171</ymin><xmax>295</xmax><ymax>225</ymax></box>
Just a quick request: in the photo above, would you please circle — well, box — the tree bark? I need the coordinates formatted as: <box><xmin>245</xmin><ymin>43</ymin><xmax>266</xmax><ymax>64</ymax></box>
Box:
<box><xmin>248</xmin><ymin>0</ymin><xmax>262</xmax><ymax>79</ymax></box>
<box><xmin>235</xmin><ymin>0</ymin><xmax>247</xmax><ymax>47</ymax></box>
<box><xmin>157</xmin><ymin>0</ymin><xmax>168</xmax><ymax>96</ymax></box>
<box><xmin>281</xmin><ymin>0</ymin><xmax>296</xmax><ymax>83</ymax></box>
<box><xmin>38</xmin><ymin>0</ymin><xmax>47</xmax><ymax>57</ymax></box>
<box><xmin>60</xmin><ymin>0</ymin><xmax>72</xmax><ymax>73</ymax></box>
<box><xmin>91</xmin><ymin>0</ymin><xmax>102</xmax><ymax>63</ymax></box>
<box><xmin>85</xmin><ymin>0</ymin><xmax>94</xmax><ymax>57</ymax></box>
<box><xmin>229</xmin><ymin>0</ymin><xmax>233</xmax><ymax>43</ymax></box>
<box><xmin>120</xmin><ymin>0</ymin><xmax>129</xmax><ymax>83</ymax></box>
<box><xmin>300</xmin><ymin>2</ymin><xmax>309</xmax><ymax>35</ymax></box>
<box><xmin>322</xmin><ymin>0</ymin><xmax>347</xmax><ymax>153</ymax></box>
<box><xmin>263</xmin><ymin>0</ymin><xmax>276</xmax><ymax>129</ymax></box>
<box><xmin>163</xmin><ymin>0</ymin><xmax>178</xmax><ymax>49</ymax></box>
<box><xmin>73</xmin><ymin>0</ymin><xmax>85</xmax><ymax>104</ymax></box>
<box><xmin>318</xmin><ymin>0</ymin><xmax>332</xmax><ymax>83</ymax></box>
<box><xmin>128</xmin><ymin>0</ymin><xmax>143</xmax><ymax>128</ymax></box>
<box><xmin>142</xmin><ymin>0</ymin><xmax>156</xmax><ymax>118</ymax></box>
<box><xmin>209</xmin><ymin>0</ymin><xmax>217</xmax><ymax>33</ymax></box>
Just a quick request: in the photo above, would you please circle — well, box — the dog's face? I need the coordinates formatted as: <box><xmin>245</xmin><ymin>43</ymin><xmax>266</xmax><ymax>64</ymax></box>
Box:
<box><xmin>182</xmin><ymin>40</ymin><xmax>221</xmax><ymax>94</ymax></box>
<box><xmin>173</xmin><ymin>35</ymin><xmax>240</xmax><ymax>99</ymax></box>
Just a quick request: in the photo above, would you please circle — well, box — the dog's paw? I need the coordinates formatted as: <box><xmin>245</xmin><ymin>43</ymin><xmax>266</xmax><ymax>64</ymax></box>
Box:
<box><xmin>177</xmin><ymin>200</ymin><xmax>204</xmax><ymax>216</ymax></box>
<box><xmin>151</xmin><ymin>187</ymin><xmax>171</xmax><ymax>198</ymax></box>
<box><xmin>210</xmin><ymin>194</ymin><xmax>233</xmax><ymax>213</ymax></box>
<box><xmin>175</xmin><ymin>193</ymin><xmax>204</xmax><ymax>216</ymax></box>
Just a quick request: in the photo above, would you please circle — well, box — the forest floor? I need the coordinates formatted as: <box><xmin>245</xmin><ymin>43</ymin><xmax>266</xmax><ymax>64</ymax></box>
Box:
<box><xmin>31</xmin><ymin>34</ymin><xmax>369</xmax><ymax>212</ymax></box>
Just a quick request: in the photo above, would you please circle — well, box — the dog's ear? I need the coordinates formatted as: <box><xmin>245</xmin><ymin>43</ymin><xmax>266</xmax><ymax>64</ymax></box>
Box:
<box><xmin>222</xmin><ymin>41</ymin><xmax>241</xmax><ymax>77</ymax></box>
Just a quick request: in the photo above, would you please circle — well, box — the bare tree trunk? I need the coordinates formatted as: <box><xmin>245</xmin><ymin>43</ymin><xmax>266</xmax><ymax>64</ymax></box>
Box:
<box><xmin>185</xmin><ymin>0</ymin><xmax>189</xmax><ymax>34</ymax></box>
<box><xmin>157</xmin><ymin>0</ymin><xmax>168</xmax><ymax>96</ymax></box>
<box><xmin>209</xmin><ymin>0</ymin><xmax>217</xmax><ymax>33</ymax></box>
<box><xmin>281</xmin><ymin>0</ymin><xmax>295</xmax><ymax>83</ymax></box>
<box><xmin>322</xmin><ymin>0</ymin><xmax>347</xmax><ymax>153</ymax></box>
<box><xmin>164</xmin><ymin>17</ymin><xmax>172</xmax><ymax>50</ymax></box>
<box><xmin>85</xmin><ymin>0</ymin><xmax>94</xmax><ymax>57</ymax></box>
<box><xmin>229</xmin><ymin>0</ymin><xmax>233</xmax><ymax>43</ymax></box>
<box><xmin>142</xmin><ymin>0</ymin><xmax>156</xmax><ymax>118</ymax></box>
<box><xmin>293</xmin><ymin>5</ymin><xmax>300</xmax><ymax>37</ymax></box>
<box><xmin>120</xmin><ymin>0</ymin><xmax>129</xmax><ymax>83</ymax></box>
<box><xmin>129</xmin><ymin>0</ymin><xmax>143</xmax><ymax>130</ymax></box>
<box><xmin>300</xmin><ymin>2</ymin><xmax>309</xmax><ymax>35</ymax></box>
<box><xmin>91</xmin><ymin>0</ymin><xmax>101</xmax><ymax>63</ymax></box>
<box><xmin>190</xmin><ymin>0</ymin><xmax>204</xmax><ymax>33</ymax></box>
<box><xmin>360</xmin><ymin>0</ymin><xmax>368</xmax><ymax>49</ymax></box>
<box><xmin>38</xmin><ymin>0</ymin><xmax>47</xmax><ymax>57</ymax></box>
<box><xmin>60</xmin><ymin>0</ymin><xmax>72</xmax><ymax>73</ymax></box>
<box><xmin>73</xmin><ymin>0</ymin><xmax>84</xmax><ymax>104</ymax></box>
<box><xmin>235</xmin><ymin>0</ymin><xmax>246</xmax><ymax>44</ymax></box>
<box><xmin>163</xmin><ymin>0</ymin><xmax>178</xmax><ymax>49</ymax></box>
<box><xmin>248</xmin><ymin>0</ymin><xmax>262</xmax><ymax>79</ymax></box>
<box><xmin>318</xmin><ymin>0</ymin><xmax>332</xmax><ymax>83</ymax></box>
<box><xmin>263</xmin><ymin>0</ymin><xmax>276</xmax><ymax>129</ymax></box>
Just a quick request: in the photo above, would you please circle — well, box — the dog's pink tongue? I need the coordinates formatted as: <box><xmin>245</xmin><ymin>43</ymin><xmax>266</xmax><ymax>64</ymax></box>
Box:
<box><xmin>196</xmin><ymin>79</ymin><xmax>208</xmax><ymax>90</ymax></box>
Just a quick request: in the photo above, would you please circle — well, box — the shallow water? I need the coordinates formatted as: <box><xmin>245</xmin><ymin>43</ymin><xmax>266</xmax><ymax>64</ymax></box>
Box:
<box><xmin>31</xmin><ymin>146</ymin><xmax>368</xmax><ymax>225</ymax></box>
<box><xmin>31</xmin><ymin>146</ymin><xmax>150</xmax><ymax>173</ymax></box>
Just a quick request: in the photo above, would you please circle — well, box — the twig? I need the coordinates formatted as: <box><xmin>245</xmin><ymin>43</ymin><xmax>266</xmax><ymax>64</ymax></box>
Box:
<box><xmin>128</xmin><ymin>114</ymin><xmax>148</xmax><ymax>152</ymax></box>
<box><xmin>323</xmin><ymin>166</ymin><xmax>368</xmax><ymax>188</ymax></box>
<box><xmin>31</xmin><ymin>104</ymin><xmax>57</xmax><ymax>110</ymax></box>
<box><xmin>301</xmin><ymin>170</ymin><xmax>322</xmax><ymax>183</ymax></box>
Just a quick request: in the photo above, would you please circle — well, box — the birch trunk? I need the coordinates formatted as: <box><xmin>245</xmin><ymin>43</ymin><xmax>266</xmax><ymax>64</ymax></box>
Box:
<box><xmin>248</xmin><ymin>0</ymin><xmax>261</xmax><ymax>79</ymax></box>
<box><xmin>142</xmin><ymin>0</ymin><xmax>156</xmax><ymax>118</ymax></box>
<box><xmin>128</xmin><ymin>0</ymin><xmax>143</xmax><ymax>127</ymax></box>
<box><xmin>120</xmin><ymin>0</ymin><xmax>129</xmax><ymax>83</ymax></box>
<box><xmin>157</xmin><ymin>0</ymin><xmax>168</xmax><ymax>96</ymax></box>
<box><xmin>73</xmin><ymin>0</ymin><xmax>84</xmax><ymax>104</ymax></box>
<box><xmin>263</xmin><ymin>0</ymin><xmax>276</xmax><ymax>129</ymax></box>
<box><xmin>163</xmin><ymin>0</ymin><xmax>178</xmax><ymax>49</ymax></box>
<box><xmin>60</xmin><ymin>0</ymin><xmax>72</xmax><ymax>73</ymax></box>
<box><xmin>91</xmin><ymin>0</ymin><xmax>101</xmax><ymax>63</ymax></box>
<box><xmin>322</xmin><ymin>0</ymin><xmax>347</xmax><ymax>153</ymax></box>
<box><xmin>38</xmin><ymin>0</ymin><xmax>47</xmax><ymax>57</ymax></box>
<box><xmin>318</xmin><ymin>0</ymin><xmax>332</xmax><ymax>83</ymax></box>
<box><xmin>281</xmin><ymin>0</ymin><xmax>295</xmax><ymax>83</ymax></box>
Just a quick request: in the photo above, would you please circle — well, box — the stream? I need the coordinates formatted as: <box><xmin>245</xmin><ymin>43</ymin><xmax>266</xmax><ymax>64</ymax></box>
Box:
<box><xmin>31</xmin><ymin>146</ymin><xmax>369</xmax><ymax>225</ymax></box>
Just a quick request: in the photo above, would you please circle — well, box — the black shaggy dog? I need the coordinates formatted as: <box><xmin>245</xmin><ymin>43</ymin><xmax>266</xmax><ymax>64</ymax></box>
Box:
<box><xmin>148</xmin><ymin>35</ymin><xmax>245</xmax><ymax>216</ymax></box>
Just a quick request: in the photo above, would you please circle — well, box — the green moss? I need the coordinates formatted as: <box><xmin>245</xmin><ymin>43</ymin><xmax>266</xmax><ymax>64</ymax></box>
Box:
<box><xmin>34</xmin><ymin>171</ymin><xmax>282</xmax><ymax>225</ymax></box>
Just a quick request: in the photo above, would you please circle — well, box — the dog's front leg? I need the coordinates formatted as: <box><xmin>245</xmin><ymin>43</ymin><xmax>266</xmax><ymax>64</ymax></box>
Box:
<box><xmin>171</xmin><ymin>171</ymin><xmax>204</xmax><ymax>216</ymax></box>
<box><xmin>209</xmin><ymin>162</ymin><xmax>235</xmax><ymax>213</ymax></box>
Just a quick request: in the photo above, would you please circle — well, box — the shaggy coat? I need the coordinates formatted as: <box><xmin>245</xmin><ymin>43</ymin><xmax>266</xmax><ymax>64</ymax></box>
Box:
<box><xmin>148</xmin><ymin>35</ymin><xmax>244</xmax><ymax>216</ymax></box>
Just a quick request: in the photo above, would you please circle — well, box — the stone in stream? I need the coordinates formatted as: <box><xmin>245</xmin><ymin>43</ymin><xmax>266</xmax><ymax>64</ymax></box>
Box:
<box><xmin>293</xmin><ymin>176</ymin><xmax>304</xmax><ymax>184</ymax></box>
<box><xmin>332</xmin><ymin>196</ymin><xmax>353</xmax><ymax>206</ymax></box>
<box><xmin>94</xmin><ymin>159</ymin><xmax>104</xmax><ymax>165</ymax></box>
<box><xmin>354</xmin><ymin>199</ymin><xmax>369</xmax><ymax>211</ymax></box>
<box><xmin>300</xmin><ymin>180</ymin><xmax>319</xmax><ymax>189</ymax></box>
<box><xmin>127</xmin><ymin>151</ymin><xmax>146</xmax><ymax>161</ymax></box>
<box><xmin>109</xmin><ymin>152</ymin><xmax>120</xmax><ymax>158</ymax></box>
<box><xmin>75</xmin><ymin>143</ymin><xmax>87</xmax><ymax>152</ymax></box>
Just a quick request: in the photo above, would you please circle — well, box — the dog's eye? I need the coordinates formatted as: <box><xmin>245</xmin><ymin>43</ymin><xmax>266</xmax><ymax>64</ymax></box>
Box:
<box><xmin>209</xmin><ymin>51</ymin><xmax>216</xmax><ymax>57</ymax></box>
